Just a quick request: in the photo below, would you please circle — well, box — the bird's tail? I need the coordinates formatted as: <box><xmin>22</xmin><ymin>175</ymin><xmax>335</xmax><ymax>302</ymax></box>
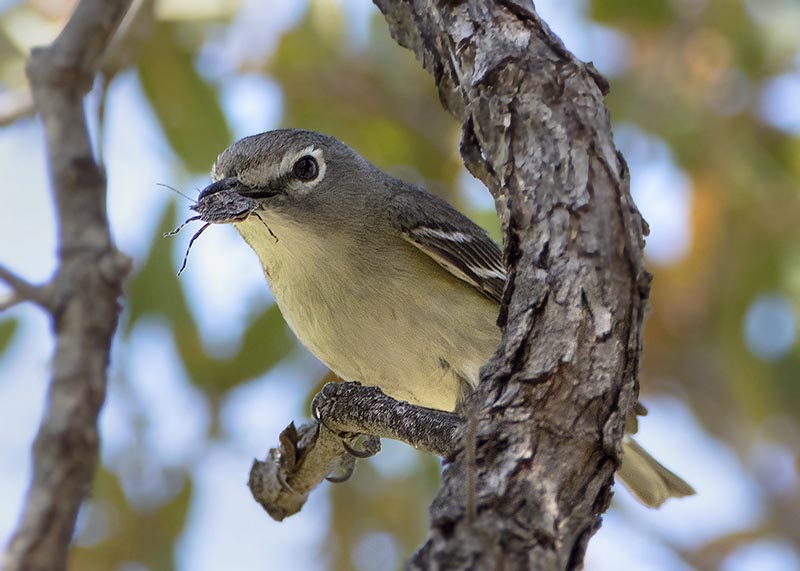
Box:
<box><xmin>617</xmin><ymin>435</ymin><xmax>695</xmax><ymax>508</ymax></box>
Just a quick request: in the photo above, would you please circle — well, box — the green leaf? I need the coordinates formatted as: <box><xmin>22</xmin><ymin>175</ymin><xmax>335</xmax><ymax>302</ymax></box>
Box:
<box><xmin>72</xmin><ymin>468</ymin><xmax>192</xmax><ymax>571</ymax></box>
<box><xmin>128</xmin><ymin>201</ymin><xmax>293</xmax><ymax>395</ymax></box>
<box><xmin>0</xmin><ymin>319</ymin><xmax>18</xmax><ymax>357</ymax></box>
<box><xmin>137</xmin><ymin>22</ymin><xmax>230</xmax><ymax>173</ymax></box>
<box><xmin>126</xmin><ymin>201</ymin><xmax>219</xmax><ymax>388</ymax></box>
<box><xmin>590</xmin><ymin>0</ymin><xmax>673</xmax><ymax>29</ymax></box>
<box><xmin>270</xmin><ymin>10</ymin><xmax>462</xmax><ymax>190</ymax></box>
<box><xmin>174</xmin><ymin>303</ymin><xmax>294</xmax><ymax>394</ymax></box>
<box><xmin>219</xmin><ymin>303</ymin><xmax>294</xmax><ymax>390</ymax></box>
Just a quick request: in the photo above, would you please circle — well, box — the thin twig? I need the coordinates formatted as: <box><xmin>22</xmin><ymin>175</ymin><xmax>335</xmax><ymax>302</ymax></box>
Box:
<box><xmin>0</xmin><ymin>264</ymin><xmax>50</xmax><ymax>309</ymax></box>
<box><xmin>0</xmin><ymin>294</ymin><xmax>23</xmax><ymax>312</ymax></box>
<box><xmin>465</xmin><ymin>410</ymin><xmax>477</xmax><ymax>524</ymax></box>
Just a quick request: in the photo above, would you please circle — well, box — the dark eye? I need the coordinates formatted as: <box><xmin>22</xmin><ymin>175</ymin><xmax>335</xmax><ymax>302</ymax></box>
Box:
<box><xmin>292</xmin><ymin>155</ymin><xmax>319</xmax><ymax>181</ymax></box>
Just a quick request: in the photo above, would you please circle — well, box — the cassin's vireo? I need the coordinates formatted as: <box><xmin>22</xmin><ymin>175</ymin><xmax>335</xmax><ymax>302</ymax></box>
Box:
<box><xmin>189</xmin><ymin>129</ymin><xmax>694</xmax><ymax>508</ymax></box>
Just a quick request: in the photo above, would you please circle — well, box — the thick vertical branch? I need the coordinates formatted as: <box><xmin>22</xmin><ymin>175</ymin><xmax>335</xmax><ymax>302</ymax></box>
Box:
<box><xmin>1</xmin><ymin>1</ymin><xmax>132</xmax><ymax>569</ymax></box>
<box><xmin>374</xmin><ymin>1</ymin><xmax>650</xmax><ymax>569</ymax></box>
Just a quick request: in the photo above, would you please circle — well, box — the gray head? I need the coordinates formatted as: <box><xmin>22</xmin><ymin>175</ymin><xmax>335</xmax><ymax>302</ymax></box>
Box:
<box><xmin>199</xmin><ymin>129</ymin><xmax>385</xmax><ymax>232</ymax></box>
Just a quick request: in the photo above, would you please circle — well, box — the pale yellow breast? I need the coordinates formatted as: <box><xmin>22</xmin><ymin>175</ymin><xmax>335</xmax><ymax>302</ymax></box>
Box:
<box><xmin>234</xmin><ymin>213</ymin><xmax>500</xmax><ymax>412</ymax></box>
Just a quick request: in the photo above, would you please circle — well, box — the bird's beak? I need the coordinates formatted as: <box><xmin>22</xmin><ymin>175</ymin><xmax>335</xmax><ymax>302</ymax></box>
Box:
<box><xmin>193</xmin><ymin>177</ymin><xmax>260</xmax><ymax>224</ymax></box>
<box><xmin>198</xmin><ymin>177</ymin><xmax>284</xmax><ymax>201</ymax></box>
<box><xmin>197</xmin><ymin>177</ymin><xmax>242</xmax><ymax>200</ymax></box>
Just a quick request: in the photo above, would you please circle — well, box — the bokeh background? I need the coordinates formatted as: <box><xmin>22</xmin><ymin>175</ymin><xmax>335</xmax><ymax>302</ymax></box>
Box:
<box><xmin>1</xmin><ymin>0</ymin><xmax>799</xmax><ymax>569</ymax></box>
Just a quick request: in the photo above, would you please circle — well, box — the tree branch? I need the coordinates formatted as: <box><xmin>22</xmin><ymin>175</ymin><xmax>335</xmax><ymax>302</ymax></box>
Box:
<box><xmin>249</xmin><ymin>421</ymin><xmax>352</xmax><ymax>522</ymax></box>
<box><xmin>248</xmin><ymin>382</ymin><xmax>462</xmax><ymax>521</ymax></box>
<box><xmin>371</xmin><ymin>1</ymin><xmax>650</xmax><ymax>569</ymax></box>
<box><xmin>0</xmin><ymin>264</ymin><xmax>51</xmax><ymax>311</ymax></box>
<box><xmin>1</xmin><ymin>1</ymin><xmax>133</xmax><ymax>569</ymax></box>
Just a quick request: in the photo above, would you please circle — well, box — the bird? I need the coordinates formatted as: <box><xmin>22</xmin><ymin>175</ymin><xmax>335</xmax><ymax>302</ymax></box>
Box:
<box><xmin>194</xmin><ymin>128</ymin><xmax>695</xmax><ymax>508</ymax></box>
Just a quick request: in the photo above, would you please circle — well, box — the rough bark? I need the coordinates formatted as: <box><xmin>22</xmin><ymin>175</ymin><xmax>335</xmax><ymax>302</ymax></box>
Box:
<box><xmin>1</xmin><ymin>1</ymin><xmax>132</xmax><ymax>569</ymax></box>
<box><xmin>371</xmin><ymin>1</ymin><xmax>651</xmax><ymax>569</ymax></box>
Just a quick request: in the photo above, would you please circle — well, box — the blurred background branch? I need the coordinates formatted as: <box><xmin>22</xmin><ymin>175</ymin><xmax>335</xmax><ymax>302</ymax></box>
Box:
<box><xmin>0</xmin><ymin>264</ymin><xmax>50</xmax><ymax>310</ymax></box>
<box><xmin>1</xmin><ymin>0</ymin><xmax>132</xmax><ymax>569</ymax></box>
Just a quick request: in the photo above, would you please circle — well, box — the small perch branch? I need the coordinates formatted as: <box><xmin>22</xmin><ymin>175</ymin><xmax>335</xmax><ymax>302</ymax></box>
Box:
<box><xmin>312</xmin><ymin>382</ymin><xmax>462</xmax><ymax>457</ymax></box>
<box><xmin>249</xmin><ymin>422</ymin><xmax>353</xmax><ymax>521</ymax></box>
<box><xmin>0</xmin><ymin>264</ymin><xmax>52</xmax><ymax>311</ymax></box>
<box><xmin>248</xmin><ymin>382</ymin><xmax>463</xmax><ymax>521</ymax></box>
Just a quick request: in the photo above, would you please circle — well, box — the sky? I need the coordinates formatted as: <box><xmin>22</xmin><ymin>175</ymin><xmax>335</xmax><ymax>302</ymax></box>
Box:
<box><xmin>1</xmin><ymin>1</ymin><xmax>798</xmax><ymax>570</ymax></box>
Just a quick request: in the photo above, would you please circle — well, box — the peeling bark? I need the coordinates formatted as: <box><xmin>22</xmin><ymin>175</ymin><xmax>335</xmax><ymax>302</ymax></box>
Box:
<box><xmin>371</xmin><ymin>1</ymin><xmax>651</xmax><ymax>569</ymax></box>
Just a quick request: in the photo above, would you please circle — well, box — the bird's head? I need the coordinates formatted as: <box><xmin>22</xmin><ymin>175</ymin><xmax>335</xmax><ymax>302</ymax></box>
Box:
<box><xmin>196</xmin><ymin>129</ymin><xmax>380</xmax><ymax>230</ymax></box>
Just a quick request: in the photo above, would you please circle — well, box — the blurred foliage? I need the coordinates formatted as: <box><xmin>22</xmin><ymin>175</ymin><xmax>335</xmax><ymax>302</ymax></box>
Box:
<box><xmin>592</xmin><ymin>0</ymin><xmax>674</xmax><ymax>29</ymax></box>
<box><xmin>137</xmin><ymin>22</ymin><xmax>231</xmax><ymax>172</ymax></box>
<box><xmin>0</xmin><ymin>319</ymin><xmax>17</xmax><ymax>356</ymax></box>
<box><xmin>270</xmin><ymin>9</ymin><xmax>462</xmax><ymax>192</ymax></box>
<box><xmin>128</xmin><ymin>202</ymin><xmax>294</xmax><ymax>398</ymax></box>
<box><xmin>598</xmin><ymin>0</ymin><xmax>800</xmax><ymax>426</ymax></box>
<box><xmin>1</xmin><ymin>0</ymin><xmax>799</xmax><ymax>570</ymax></box>
<box><xmin>71</xmin><ymin>469</ymin><xmax>192</xmax><ymax>571</ymax></box>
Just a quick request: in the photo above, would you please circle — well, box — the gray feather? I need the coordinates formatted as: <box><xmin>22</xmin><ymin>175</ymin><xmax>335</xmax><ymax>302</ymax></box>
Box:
<box><xmin>386</xmin><ymin>179</ymin><xmax>506</xmax><ymax>304</ymax></box>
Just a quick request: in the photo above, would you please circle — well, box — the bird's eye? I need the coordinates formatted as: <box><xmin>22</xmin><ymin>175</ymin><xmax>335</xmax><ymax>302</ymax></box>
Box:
<box><xmin>292</xmin><ymin>156</ymin><xmax>319</xmax><ymax>182</ymax></box>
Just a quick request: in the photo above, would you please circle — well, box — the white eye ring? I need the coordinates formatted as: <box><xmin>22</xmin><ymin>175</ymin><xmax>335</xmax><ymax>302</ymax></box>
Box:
<box><xmin>284</xmin><ymin>146</ymin><xmax>326</xmax><ymax>192</ymax></box>
<box><xmin>210</xmin><ymin>145</ymin><xmax>328</xmax><ymax>190</ymax></box>
<box><xmin>292</xmin><ymin>155</ymin><xmax>319</xmax><ymax>181</ymax></box>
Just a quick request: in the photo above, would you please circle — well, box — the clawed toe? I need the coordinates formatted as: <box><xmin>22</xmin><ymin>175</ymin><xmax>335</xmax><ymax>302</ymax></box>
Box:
<box><xmin>342</xmin><ymin>438</ymin><xmax>374</xmax><ymax>459</ymax></box>
<box><xmin>342</xmin><ymin>434</ymin><xmax>381</xmax><ymax>459</ymax></box>
<box><xmin>326</xmin><ymin>454</ymin><xmax>357</xmax><ymax>483</ymax></box>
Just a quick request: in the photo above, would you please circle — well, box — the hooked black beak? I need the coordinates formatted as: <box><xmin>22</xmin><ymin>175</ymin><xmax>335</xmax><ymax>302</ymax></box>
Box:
<box><xmin>198</xmin><ymin>177</ymin><xmax>241</xmax><ymax>200</ymax></box>
<box><xmin>198</xmin><ymin>177</ymin><xmax>283</xmax><ymax>201</ymax></box>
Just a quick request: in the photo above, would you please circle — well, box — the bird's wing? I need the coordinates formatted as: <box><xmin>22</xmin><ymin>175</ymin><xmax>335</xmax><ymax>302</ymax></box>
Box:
<box><xmin>386</xmin><ymin>180</ymin><xmax>506</xmax><ymax>304</ymax></box>
<box><xmin>401</xmin><ymin>224</ymin><xmax>506</xmax><ymax>303</ymax></box>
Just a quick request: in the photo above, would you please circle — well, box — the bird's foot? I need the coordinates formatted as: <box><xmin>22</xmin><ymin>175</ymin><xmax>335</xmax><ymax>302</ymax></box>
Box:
<box><xmin>312</xmin><ymin>381</ymin><xmax>382</xmax><ymax>462</ymax></box>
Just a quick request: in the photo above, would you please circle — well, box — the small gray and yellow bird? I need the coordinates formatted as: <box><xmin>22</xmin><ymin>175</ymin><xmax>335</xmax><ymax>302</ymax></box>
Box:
<box><xmin>193</xmin><ymin>128</ymin><xmax>694</xmax><ymax>508</ymax></box>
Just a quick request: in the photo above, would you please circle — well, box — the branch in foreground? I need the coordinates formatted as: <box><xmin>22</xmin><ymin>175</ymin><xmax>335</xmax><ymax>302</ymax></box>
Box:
<box><xmin>373</xmin><ymin>1</ymin><xmax>651</xmax><ymax>569</ymax></box>
<box><xmin>248</xmin><ymin>382</ymin><xmax>462</xmax><ymax>521</ymax></box>
<box><xmin>1</xmin><ymin>1</ymin><xmax>132</xmax><ymax>570</ymax></box>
